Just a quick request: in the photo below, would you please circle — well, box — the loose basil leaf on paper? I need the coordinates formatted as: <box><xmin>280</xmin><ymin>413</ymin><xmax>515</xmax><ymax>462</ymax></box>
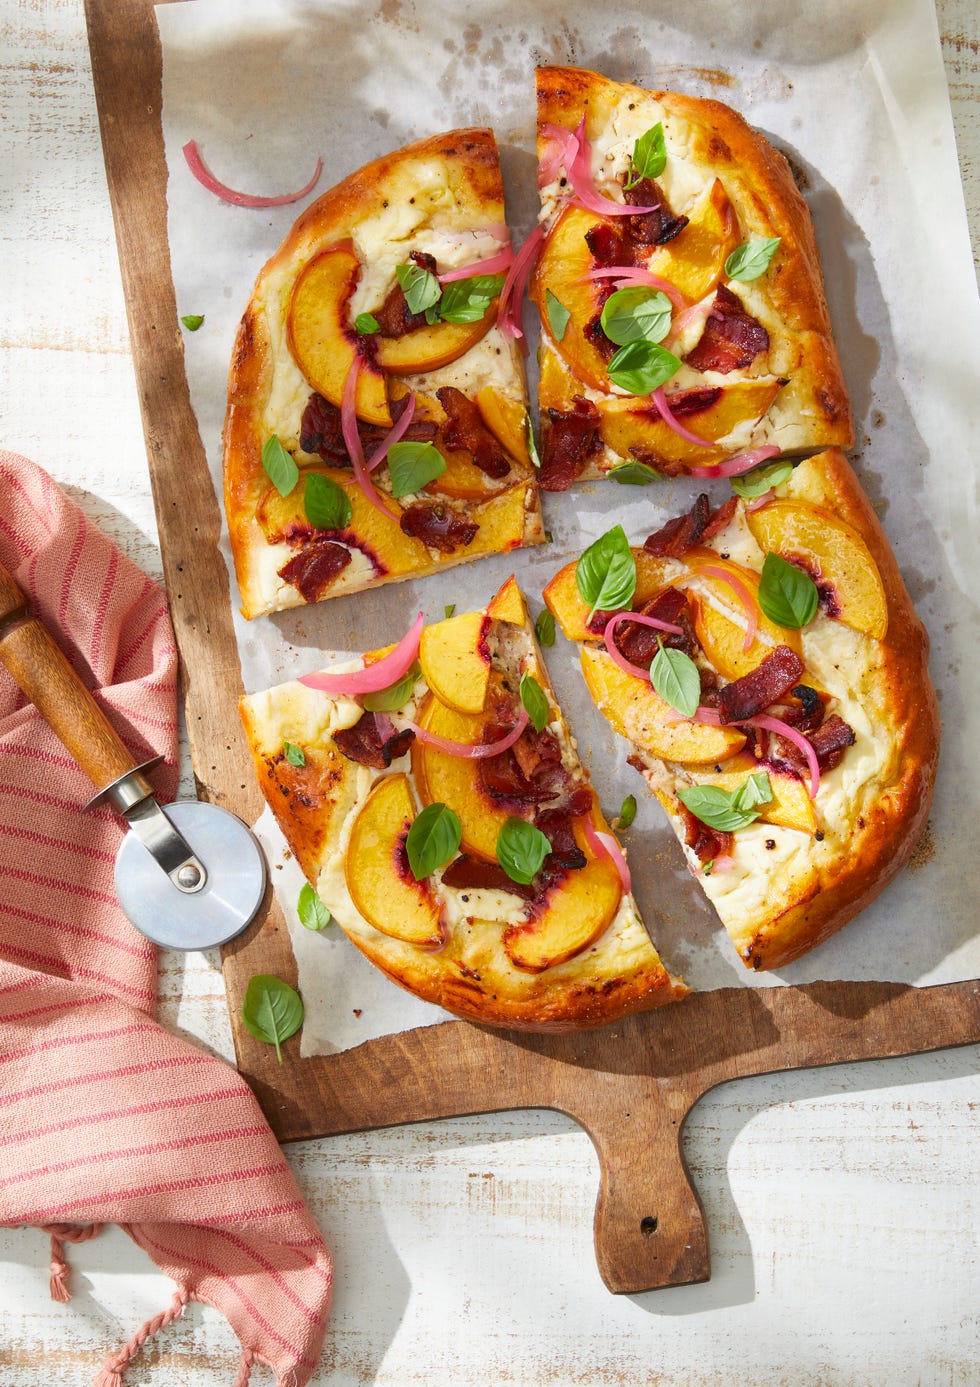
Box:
<box><xmin>625</xmin><ymin>122</ymin><xmax>667</xmax><ymax>188</ymax></box>
<box><xmin>444</xmin><ymin>604</ymin><xmax>456</xmax><ymax>619</ymax></box>
<box><xmin>575</xmin><ymin>524</ymin><xmax>637</xmax><ymax>620</ymax></box>
<box><xmin>617</xmin><ymin>794</ymin><xmax>637</xmax><ymax>830</ymax></box>
<box><xmin>396</xmin><ymin>261</ymin><xmax>442</xmax><ymax>315</ymax></box>
<box><xmin>241</xmin><ymin>975</ymin><xmax>304</xmax><ymax>1064</ymax></box>
<box><xmin>304</xmin><ymin>471</ymin><xmax>352</xmax><ymax>530</ymax></box>
<box><xmin>387</xmin><ymin>441</ymin><xmax>447</xmax><ymax>497</ymax></box>
<box><xmin>534</xmin><ymin>608</ymin><xmax>556</xmax><ymax>647</ymax></box>
<box><xmin>609</xmin><ymin>460</ymin><xmax>661</xmax><ymax>486</ymax></box>
<box><xmin>545</xmin><ymin>289</ymin><xmax>572</xmax><ymax>341</ymax></box>
<box><xmin>730</xmin><ymin>459</ymin><xmax>793</xmax><ymax>499</ymax></box>
<box><xmin>650</xmin><ymin>642</ymin><xmax>701</xmax><ymax>719</ymax></box>
<box><xmin>362</xmin><ymin>659</ymin><xmax>421</xmax><ymax>712</ymax></box>
<box><xmin>724</xmin><ymin>237</ymin><xmax>781</xmax><ymax>283</ymax></box>
<box><xmin>758</xmin><ymin>552</ymin><xmax>819</xmax><ymax>629</ymax></box>
<box><xmin>678</xmin><ymin>772</ymin><xmax>773</xmax><ymax>834</ymax></box>
<box><xmin>282</xmin><ymin>741</ymin><xmax>306</xmax><ymax>768</ymax></box>
<box><xmin>438</xmin><ymin>273</ymin><xmax>505</xmax><ymax>323</ymax></box>
<box><xmin>599</xmin><ymin>287</ymin><xmax>672</xmax><ymax>347</ymax></box>
<box><xmin>406</xmin><ymin>801</ymin><xmax>462</xmax><ymax>880</ymax></box>
<box><xmin>497</xmin><ymin>817</ymin><xmax>551</xmax><ymax>886</ymax></box>
<box><xmin>607</xmin><ymin>340</ymin><xmax>681</xmax><ymax>396</ymax></box>
<box><xmin>297</xmin><ymin>882</ymin><xmax>331</xmax><ymax>932</ymax></box>
<box><xmin>261</xmin><ymin>434</ymin><xmax>299</xmax><ymax>497</ymax></box>
<box><xmin>180</xmin><ymin>313</ymin><xmax>204</xmax><ymax>331</ymax></box>
<box><xmin>355</xmin><ymin>312</ymin><xmax>380</xmax><ymax>334</ymax></box>
<box><xmin>519</xmin><ymin>672</ymin><xmax>550</xmax><ymax>734</ymax></box>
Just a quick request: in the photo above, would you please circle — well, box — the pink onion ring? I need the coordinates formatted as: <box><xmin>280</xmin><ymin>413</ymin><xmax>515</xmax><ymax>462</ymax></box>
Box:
<box><xmin>652</xmin><ymin>387</ymin><xmax>714</xmax><ymax>448</ymax></box>
<box><xmin>744</xmin><ymin>714</ymin><xmax>821</xmax><ymax>799</ymax></box>
<box><xmin>697</xmin><ymin>565</ymin><xmax>759</xmax><ymax>654</ymax></box>
<box><xmin>181</xmin><ymin>140</ymin><xmax>322</xmax><ymax>208</ymax></box>
<box><xmin>365</xmin><ymin>391</ymin><xmax>417</xmax><ymax>473</ymax></box>
<box><xmin>438</xmin><ymin>247</ymin><xmax>514</xmax><ymax>282</ymax></box>
<box><xmin>537</xmin><ymin>134</ymin><xmax>565</xmax><ymax>187</ymax></box>
<box><xmin>341</xmin><ymin>356</ymin><xmax>399</xmax><ymax>520</ymax></box>
<box><xmin>567</xmin><ymin>117</ymin><xmax>658</xmax><ymax>217</ymax></box>
<box><xmin>746</xmin><ymin>491</ymin><xmax>775</xmax><ymax>512</ymax></box>
<box><xmin>583</xmin><ymin>266</ymin><xmax>687</xmax><ymax>313</ymax></box>
<box><xmin>664</xmin><ymin>296</ymin><xmax>715</xmax><ymax>348</ymax></box>
<box><xmin>498</xmin><ymin>223</ymin><xmax>547</xmax><ymax>340</ymax></box>
<box><xmin>372</xmin><ymin>711</ymin><xmax>398</xmax><ymax>741</ymax></box>
<box><xmin>407</xmin><ymin>706</ymin><xmax>530</xmax><ymax>759</ymax></box>
<box><xmin>300</xmin><ymin>613</ymin><xmax>424</xmax><ymax>695</ymax></box>
<box><xmin>688</xmin><ymin>445</ymin><xmax>782</xmax><ymax>479</ymax></box>
<box><xmin>583</xmin><ymin>815</ymin><xmax>632</xmax><ymax>893</ymax></box>
<box><xmin>602</xmin><ymin>610</ymin><xmax>686</xmax><ymax>681</ymax></box>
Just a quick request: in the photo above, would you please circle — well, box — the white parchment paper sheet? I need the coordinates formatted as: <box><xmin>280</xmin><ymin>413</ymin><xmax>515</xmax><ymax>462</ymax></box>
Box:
<box><xmin>156</xmin><ymin>0</ymin><xmax>979</xmax><ymax>1055</ymax></box>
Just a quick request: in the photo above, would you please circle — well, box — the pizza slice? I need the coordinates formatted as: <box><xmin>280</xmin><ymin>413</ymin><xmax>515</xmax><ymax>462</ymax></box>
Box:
<box><xmin>530</xmin><ymin>66</ymin><xmax>853</xmax><ymax>489</ymax></box>
<box><xmin>543</xmin><ymin>450</ymin><xmax>939</xmax><ymax>970</ymax></box>
<box><xmin>224</xmin><ymin>128</ymin><xmax>544</xmax><ymax>619</ymax></box>
<box><xmin>239</xmin><ymin>577</ymin><xmax>687</xmax><ymax>1031</ymax></box>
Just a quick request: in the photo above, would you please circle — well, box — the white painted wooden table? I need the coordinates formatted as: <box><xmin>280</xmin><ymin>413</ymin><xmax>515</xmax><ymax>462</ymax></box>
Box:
<box><xmin>1</xmin><ymin>3</ymin><xmax>978</xmax><ymax>1383</ymax></box>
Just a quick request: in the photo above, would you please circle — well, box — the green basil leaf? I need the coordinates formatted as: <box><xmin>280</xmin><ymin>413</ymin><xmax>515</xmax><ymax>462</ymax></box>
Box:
<box><xmin>534</xmin><ymin>608</ymin><xmax>556</xmax><ymax>647</ymax></box>
<box><xmin>758</xmin><ymin>552</ymin><xmax>819</xmax><ymax>629</ymax></box>
<box><xmin>677</xmin><ymin>784</ymin><xmax>761</xmax><ymax>833</ymax></box>
<box><xmin>304</xmin><ymin>471</ymin><xmax>352</xmax><ymax>530</ymax></box>
<box><xmin>617</xmin><ymin>794</ymin><xmax>637</xmax><ymax>830</ymax></box>
<box><xmin>607</xmin><ymin>340</ymin><xmax>681</xmax><ymax>395</ymax></box>
<box><xmin>545</xmin><ymin>289</ymin><xmax>571</xmax><ymax>341</ymax></box>
<box><xmin>724</xmin><ymin>237</ymin><xmax>781</xmax><ymax>283</ymax></box>
<box><xmin>406</xmin><ymin>801</ymin><xmax>461</xmax><ymax>880</ymax></box>
<box><xmin>283</xmin><ymin>741</ymin><xmax>306</xmax><ymax>767</ymax></box>
<box><xmin>444</xmin><ymin>604</ymin><xmax>456</xmax><ymax>618</ymax></box>
<box><xmin>355</xmin><ymin>312</ymin><xmax>380</xmax><ymax>334</ymax></box>
<box><xmin>625</xmin><ymin>122</ymin><xmax>667</xmax><ymax>188</ymax></box>
<box><xmin>438</xmin><ymin>273</ymin><xmax>504</xmax><ymax>323</ymax></box>
<box><xmin>730</xmin><ymin>459</ymin><xmax>794</xmax><ymax>499</ymax></box>
<box><xmin>387</xmin><ymin>441</ymin><xmax>446</xmax><ymax>497</ymax></box>
<box><xmin>362</xmin><ymin>660</ymin><xmax>421</xmax><ymax>712</ymax></box>
<box><xmin>261</xmin><ymin>434</ymin><xmax>299</xmax><ymax>497</ymax></box>
<box><xmin>241</xmin><ymin>974</ymin><xmax>304</xmax><ymax>1064</ymax></box>
<box><xmin>180</xmin><ymin>313</ymin><xmax>204</xmax><ymax>331</ymax></box>
<box><xmin>396</xmin><ymin>262</ymin><xmax>442</xmax><ymax>314</ymax></box>
<box><xmin>519</xmin><ymin>672</ymin><xmax>550</xmax><ymax>734</ymax></box>
<box><xmin>608</xmin><ymin>460</ymin><xmax>661</xmax><ymax>486</ymax></box>
<box><xmin>496</xmin><ymin>817</ymin><xmax>551</xmax><ymax>886</ymax></box>
<box><xmin>526</xmin><ymin>413</ymin><xmax>541</xmax><ymax>469</ymax></box>
<box><xmin>575</xmin><ymin>525</ymin><xmax>637</xmax><ymax>620</ymax></box>
<box><xmin>650</xmin><ymin>642</ymin><xmax>701</xmax><ymax>718</ymax></box>
<box><xmin>731</xmin><ymin>771</ymin><xmax>773</xmax><ymax>814</ymax></box>
<box><xmin>297</xmin><ymin>882</ymin><xmax>331</xmax><ymax>932</ymax></box>
<box><xmin>600</xmin><ymin>287</ymin><xmax>672</xmax><ymax>347</ymax></box>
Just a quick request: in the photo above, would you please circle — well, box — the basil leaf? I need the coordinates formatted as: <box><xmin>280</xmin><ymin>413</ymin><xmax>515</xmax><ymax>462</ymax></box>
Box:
<box><xmin>731</xmin><ymin>771</ymin><xmax>773</xmax><ymax>814</ymax></box>
<box><xmin>607</xmin><ymin>340</ymin><xmax>681</xmax><ymax>395</ymax></box>
<box><xmin>283</xmin><ymin>741</ymin><xmax>305</xmax><ymax>767</ymax></box>
<box><xmin>725</xmin><ymin>237</ymin><xmax>781</xmax><ymax>283</ymax></box>
<box><xmin>730</xmin><ymin>459</ymin><xmax>794</xmax><ymax>499</ymax></box>
<box><xmin>396</xmin><ymin>262</ymin><xmax>441</xmax><ymax>314</ymax></box>
<box><xmin>261</xmin><ymin>434</ymin><xmax>299</xmax><ymax>497</ymax></box>
<box><xmin>363</xmin><ymin>659</ymin><xmax>421</xmax><ymax>712</ymax></box>
<box><xmin>617</xmin><ymin>794</ymin><xmax>637</xmax><ymax>830</ymax></box>
<box><xmin>650</xmin><ymin>642</ymin><xmax>701</xmax><ymax>718</ymax></box>
<box><xmin>241</xmin><ymin>974</ymin><xmax>304</xmax><ymax>1064</ymax></box>
<box><xmin>387</xmin><ymin>441</ymin><xmax>446</xmax><ymax>497</ymax></box>
<box><xmin>609</xmin><ymin>460</ymin><xmax>660</xmax><ymax>486</ymax></box>
<box><xmin>180</xmin><ymin>313</ymin><xmax>204</xmax><ymax>331</ymax></box>
<box><xmin>406</xmin><ymin>801</ymin><xmax>461</xmax><ymax>880</ymax></box>
<box><xmin>625</xmin><ymin>122</ymin><xmax>667</xmax><ymax>188</ymax></box>
<box><xmin>304</xmin><ymin>471</ymin><xmax>352</xmax><ymax>530</ymax></box>
<box><xmin>677</xmin><ymin>785</ymin><xmax>761</xmax><ymax>834</ymax></box>
<box><xmin>444</xmin><ymin>604</ymin><xmax>456</xmax><ymax>618</ymax></box>
<box><xmin>758</xmin><ymin>552</ymin><xmax>819</xmax><ymax>629</ymax></box>
<box><xmin>545</xmin><ymin>289</ymin><xmax>571</xmax><ymax>341</ymax></box>
<box><xmin>600</xmin><ymin>287</ymin><xmax>672</xmax><ymax>347</ymax></box>
<box><xmin>496</xmin><ymin>817</ymin><xmax>551</xmax><ymax>886</ymax></box>
<box><xmin>355</xmin><ymin>312</ymin><xmax>380</xmax><ymax>334</ymax></box>
<box><xmin>438</xmin><ymin>274</ymin><xmax>504</xmax><ymax>323</ymax></box>
<box><xmin>519</xmin><ymin>672</ymin><xmax>550</xmax><ymax>734</ymax></box>
<box><xmin>575</xmin><ymin>525</ymin><xmax>637</xmax><ymax>620</ymax></box>
<box><xmin>297</xmin><ymin>882</ymin><xmax>331</xmax><ymax>932</ymax></box>
<box><xmin>526</xmin><ymin>413</ymin><xmax>541</xmax><ymax>469</ymax></box>
<box><xmin>535</xmin><ymin>608</ymin><xmax>556</xmax><ymax>647</ymax></box>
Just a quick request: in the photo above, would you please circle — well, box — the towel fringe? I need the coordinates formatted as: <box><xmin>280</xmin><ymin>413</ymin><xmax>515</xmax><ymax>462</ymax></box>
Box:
<box><xmin>41</xmin><ymin>1222</ymin><xmax>104</xmax><ymax>1303</ymax></box>
<box><xmin>92</xmin><ymin>1284</ymin><xmax>189</xmax><ymax>1387</ymax></box>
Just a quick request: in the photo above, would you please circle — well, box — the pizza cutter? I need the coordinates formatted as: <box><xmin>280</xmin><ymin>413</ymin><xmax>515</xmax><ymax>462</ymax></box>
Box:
<box><xmin>0</xmin><ymin>557</ymin><xmax>266</xmax><ymax>950</ymax></box>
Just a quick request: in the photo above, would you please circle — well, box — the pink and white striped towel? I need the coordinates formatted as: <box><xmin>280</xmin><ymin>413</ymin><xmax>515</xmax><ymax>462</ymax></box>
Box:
<box><xmin>0</xmin><ymin>452</ymin><xmax>331</xmax><ymax>1385</ymax></box>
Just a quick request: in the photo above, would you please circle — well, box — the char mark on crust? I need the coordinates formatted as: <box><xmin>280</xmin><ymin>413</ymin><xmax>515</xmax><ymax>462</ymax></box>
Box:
<box><xmin>399</xmin><ymin>501</ymin><xmax>479</xmax><ymax>552</ymax></box>
<box><xmin>622</xmin><ymin>178</ymin><xmax>688</xmax><ymax>246</ymax></box>
<box><xmin>436</xmin><ymin>386</ymin><xmax>511</xmax><ymax>479</ymax></box>
<box><xmin>684</xmin><ymin>284</ymin><xmax>768</xmax><ymax>375</ymax></box>
<box><xmin>333</xmin><ymin>712</ymin><xmax>415</xmax><ymax>770</ymax></box>
<box><xmin>300</xmin><ymin>391</ymin><xmax>435</xmax><ymax>466</ymax></box>
<box><xmin>716</xmin><ymin>645</ymin><xmax>806</xmax><ymax>724</ymax></box>
<box><xmin>278</xmin><ymin>540</ymin><xmax>352</xmax><ymax>602</ymax></box>
<box><xmin>540</xmin><ymin>396</ymin><xmax>603</xmax><ymax>491</ymax></box>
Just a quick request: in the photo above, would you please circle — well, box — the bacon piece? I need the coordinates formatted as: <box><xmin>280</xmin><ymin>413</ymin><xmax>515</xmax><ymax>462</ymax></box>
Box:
<box><xmin>535</xmin><ymin>806</ymin><xmax>587</xmax><ymax>871</ymax></box>
<box><xmin>679</xmin><ymin>803</ymin><xmax>733</xmax><ymax>866</ymax></box>
<box><xmin>278</xmin><ymin>541</ymin><xmax>352</xmax><ymax>602</ymax></box>
<box><xmin>700</xmin><ymin>495</ymin><xmax>738</xmax><ymax>542</ymax></box>
<box><xmin>585</xmin><ymin>221</ymin><xmax>632</xmax><ymax>267</ymax></box>
<box><xmin>436</xmin><ymin>386</ymin><xmax>510</xmax><ymax>479</ymax></box>
<box><xmin>333</xmin><ymin>712</ymin><xmax>415</xmax><ymax>769</ymax></box>
<box><xmin>644</xmin><ymin>493</ymin><xmax>711</xmax><ymax>557</ymax></box>
<box><xmin>300</xmin><ymin>391</ymin><xmax>435</xmax><ymax>467</ymax></box>
<box><xmin>716</xmin><ymin>645</ymin><xmax>806</xmax><ymax>724</ymax></box>
<box><xmin>441</xmin><ymin>853</ymin><xmax>536</xmax><ymax>901</ymax></box>
<box><xmin>583</xmin><ymin>312</ymin><xmax>618</xmax><ymax>361</ymax></box>
<box><xmin>808</xmin><ymin>714</ymin><xmax>856</xmax><ymax>770</ymax></box>
<box><xmin>684</xmin><ymin>284</ymin><xmax>768</xmax><ymax>375</ymax></box>
<box><xmin>478</xmin><ymin>722</ymin><xmax>565</xmax><ymax>805</ymax></box>
<box><xmin>610</xmin><ymin>586</ymin><xmax>696</xmax><ymax>668</ymax></box>
<box><xmin>399</xmin><ymin>502</ymin><xmax>478</xmax><ymax>553</ymax></box>
<box><xmin>540</xmin><ymin>397</ymin><xmax>603</xmax><ymax>491</ymax></box>
<box><xmin>622</xmin><ymin>178</ymin><xmax>688</xmax><ymax>246</ymax></box>
<box><xmin>374</xmin><ymin>250</ymin><xmax>439</xmax><ymax>338</ymax></box>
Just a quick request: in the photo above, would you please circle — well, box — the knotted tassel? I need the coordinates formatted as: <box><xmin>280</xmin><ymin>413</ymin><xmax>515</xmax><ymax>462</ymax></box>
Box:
<box><xmin>41</xmin><ymin>1223</ymin><xmax>104</xmax><ymax>1303</ymax></box>
<box><xmin>93</xmin><ymin>1284</ymin><xmax>189</xmax><ymax>1387</ymax></box>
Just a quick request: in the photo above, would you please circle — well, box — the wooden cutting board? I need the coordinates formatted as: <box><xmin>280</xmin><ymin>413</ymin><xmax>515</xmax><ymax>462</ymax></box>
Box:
<box><xmin>83</xmin><ymin>0</ymin><xmax>980</xmax><ymax>1295</ymax></box>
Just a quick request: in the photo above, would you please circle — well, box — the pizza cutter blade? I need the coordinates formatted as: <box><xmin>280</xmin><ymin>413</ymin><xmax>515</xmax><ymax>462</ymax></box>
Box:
<box><xmin>0</xmin><ymin>557</ymin><xmax>266</xmax><ymax>951</ymax></box>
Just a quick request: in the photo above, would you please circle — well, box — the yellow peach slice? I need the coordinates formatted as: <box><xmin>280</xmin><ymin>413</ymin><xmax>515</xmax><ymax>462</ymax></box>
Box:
<box><xmin>596</xmin><ymin>378</ymin><xmax>782</xmax><ymax>472</ymax></box>
<box><xmin>344</xmin><ymin>774</ymin><xmax>444</xmax><ymax>947</ymax></box>
<box><xmin>745</xmin><ymin>500</ymin><xmax>888</xmax><ymax>640</ymax></box>
<box><xmin>463</xmin><ymin>482</ymin><xmax>538</xmax><ymax>558</ymax></box>
<box><xmin>530</xmin><ymin>204</ymin><xmax>616</xmax><ymax>391</ymax></box>
<box><xmin>424</xmin><ymin>446</ymin><xmax>508</xmax><ymax>501</ymax></box>
<box><xmin>542</xmin><ymin>551</ymin><xmax>684</xmax><ymax>643</ymax></box>
<box><xmin>287</xmin><ymin>243</ymin><xmax>391</xmax><ymax>427</ymax></box>
<box><xmin>487</xmin><ymin>575</ymin><xmax>526</xmax><ymax>625</ymax></box>
<box><xmin>683</xmin><ymin>551</ymin><xmax>802</xmax><ymax>681</ymax></box>
<box><xmin>475</xmin><ymin>386</ymin><xmax>534</xmax><ymax>469</ymax></box>
<box><xmin>375</xmin><ymin>311</ymin><xmax>497</xmax><ymax>376</ymax></box>
<box><xmin>646</xmin><ymin>178</ymin><xmax>740</xmax><ymax>304</ymax></box>
<box><xmin>692</xmin><ymin>752</ymin><xmax>817</xmax><ymax>835</ymax></box>
<box><xmin>538</xmin><ymin>347</ymin><xmax>577</xmax><ymax>413</ymax></box>
<box><xmin>419</xmin><ymin>610</ymin><xmax>491</xmax><ymax>715</ymax></box>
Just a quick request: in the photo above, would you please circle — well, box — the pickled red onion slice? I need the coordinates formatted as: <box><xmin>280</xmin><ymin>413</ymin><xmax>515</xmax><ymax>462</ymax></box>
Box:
<box><xmin>602</xmin><ymin>610</ymin><xmax>685</xmax><ymax>682</ymax></box>
<box><xmin>664</xmin><ymin>296</ymin><xmax>715</xmax><ymax>348</ymax></box>
<box><xmin>341</xmin><ymin>356</ymin><xmax>399</xmax><ymax>520</ymax></box>
<box><xmin>744</xmin><ymin>714</ymin><xmax>821</xmax><ymax>799</ymax></box>
<box><xmin>537</xmin><ymin>133</ymin><xmax>566</xmax><ymax>187</ymax></box>
<box><xmin>697</xmin><ymin>565</ymin><xmax>759</xmax><ymax>654</ymax></box>
<box><xmin>583</xmin><ymin>815</ymin><xmax>632</xmax><ymax>893</ymax></box>
<box><xmin>498</xmin><ymin>223</ymin><xmax>547</xmax><ymax>340</ymax></box>
<box><xmin>583</xmin><ymin>266</ymin><xmax>687</xmax><ymax>313</ymax></box>
<box><xmin>688</xmin><ymin>446</ymin><xmax>781</xmax><ymax>479</ymax></box>
<box><xmin>438</xmin><ymin>247</ymin><xmax>514</xmax><ymax>282</ymax></box>
<box><xmin>652</xmin><ymin>386</ymin><xmax>714</xmax><ymax>448</ymax></box>
<box><xmin>365</xmin><ymin>391</ymin><xmax>417</xmax><ymax>473</ymax></box>
<box><xmin>300</xmin><ymin>613</ymin><xmax>424</xmax><ymax>695</ymax></box>
<box><xmin>407</xmin><ymin>706</ymin><xmax>530</xmax><ymax>759</ymax></box>
<box><xmin>568</xmin><ymin>117</ymin><xmax>657</xmax><ymax>217</ymax></box>
<box><xmin>181</xmin><ymin>140</ymin><xmax>323</xmax><ymax>208</ymax></box>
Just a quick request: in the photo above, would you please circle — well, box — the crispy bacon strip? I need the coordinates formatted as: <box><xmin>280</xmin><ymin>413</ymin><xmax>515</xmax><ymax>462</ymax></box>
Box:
<box><xmin>716</xmin><ymin>645</ymin><xmax>805</xmax><ymax>724</ymax></box>
<box><xmin>278</xmin><ymin>541</ymin><xmax>351</xmax><ymax>602</ymax></box>
<box><xmin>441</xmin><ymin>854</ymin><xmax>536</xmax><ymax>901</ymax></box>
<box><xmin>609</xmin><ymin>586</ymin><xmax>696</xmax><ymax>668</ymax></box>
<box><xmin>680</xmin><ymin>803</ymin><xmax>733</xmax><ymax>866</ymax></box>
<box><xmin>300</xmin><ymin>391</ymin><xmax>436</xmax><ymax>467</ymax></box>
<box><xmin>585</xmin><ymin>221</ymin><xmax>632</xmax><ymax>267</ymax></box>
<box><xmin>374</xmin><ymin>250</ymin><xmax>439</xmax><ymax>338</ymax></box>
<box><xmin>540</xmin><ymin>397</ymin><xmax>603</xmax><ymax>491</ymax></box>
<box><xmin>399</xmin><ymin>502</ymin><xmax>479</xmax><ymax>553</ymax></box>
<box><xmin>622</xmin><ymin>178</ymin><xmax>688</xmax><ymax>246</ymax></box>
<box><xmin>436</xmin><ymin>386</ymin><xmax>510</xmax><ymax>479</ymax></box>
<box><xmin>333</xmin><ymin>712</ymin><xmax>415</xmax><ymax>770</ymax></box>
<box><xmin>684</xmin><ymin>284</ymin><xmax>769</xmax><ymax>375</ymax></box>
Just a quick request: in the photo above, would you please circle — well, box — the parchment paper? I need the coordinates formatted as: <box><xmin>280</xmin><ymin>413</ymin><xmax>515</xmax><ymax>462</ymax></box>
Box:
<box><xmin>156</xmin><ymin>0</ymin><xmax>980</xmax><ymax>1055</ymax></box>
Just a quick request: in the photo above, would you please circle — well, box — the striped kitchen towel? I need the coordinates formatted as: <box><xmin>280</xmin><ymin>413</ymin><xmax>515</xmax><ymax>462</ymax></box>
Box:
<box><xmin>0</xmin><ymin>452</ymin><xmax>331</xmax><ymax>1385</ymax></box>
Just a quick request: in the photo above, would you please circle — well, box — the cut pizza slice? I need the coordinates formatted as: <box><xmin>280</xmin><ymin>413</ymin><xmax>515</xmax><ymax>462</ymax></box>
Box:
<box><xmin>224</xmin><ymin>128</ymin><xmax>544</xmax><ymax>619</ymax></box>
<box><xmin>543</xmin><ymin>450</ymin><xmax>939</xmax><ymax>970</ymax></box>
<box><xmin>530</xmin><ymin>66</ymin><xmax>853</xmax><ymax>489</ymax></box>
<box><xmin>239</xmin><ymin>577</ymin><xmax>687</xmax><ymax>1031</ymax></box>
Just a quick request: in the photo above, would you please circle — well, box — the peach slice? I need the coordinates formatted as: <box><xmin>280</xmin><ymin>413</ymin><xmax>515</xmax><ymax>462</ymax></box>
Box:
<box><xmin>538</xmin><ymin>347</ymin><xmax>577</xmax><ymax>413</ymax></box>
<box><xmin>344</xmin><ymin>773</ymin><xmax>444</xmax><ymax>947</ymax></box>
<box><xmin>580</xmin><ymin>645</ymin><xmax>746</xmax><ymax>765</ymax></box>
<box><xmin>596</xmin><ymin>378</ymin><xmax>782</xmax><ymax>472</ymax></box>
<box><xmin>424</xmin><ymin>445</ymin><xmax>509</xmax><ymax>501</ymax></box>
<box><xmin>745</xmin><ymin>500</ymin><xmax>888</xmax><ymax>640</ymax></box>
<box><xmin>692</xmin><ymin>752</ymin><xmax>817</xmax><ymax>835</ymax></box>
<box><xmin>542</xmin><ymin>551</ymin><xmax>683</xmax><ymax>643</ymax></box>
<box><xmin>475</xmin><ymin>386</ymin><xmax>534</xmax><ymax>469</ymax></box>
<box><xmin>418</xmin><ymin>610</ymin><xmax>491</xmax><ymax>715</ymax></box>
<box><xmin>375</xmin><ymin>311</ymin><xmax>496</xmax><ymax>376</ymax></box>
<box><xmin>683</xmin><ymin>550</ymin><xmax>803</xmax><ymax>681</ymax></box>
<box><xmin>462</xmin><ymin>481</ymin><xmax>538</xmax><ymax>558</ymax></box>
<box><xmin>503</xmin><ymin>803</ymin><xmax>623</xmax><ymax>972</ymax></box>
<box><xmin>530</xmin><ymin>204</ymin><xmax>617</xmax><ymax>391</ymax></box>
<box><xmin>646</xmin><ymin>178</ymin><xmax>740</xmax><ymax>304</ymax></box>
<box><xmin>486</xmin><ymin>575</ymin><xmax>526</xmax><ymax>626</ymax></box>
<box><xmin>287</xmin><ymin>243</ymin><xmax>391</xmax><ymax>426</ymax></box>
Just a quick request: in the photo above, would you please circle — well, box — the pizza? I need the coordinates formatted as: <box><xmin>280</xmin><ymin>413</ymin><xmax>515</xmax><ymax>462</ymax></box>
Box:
<box><xmin>223</xmin><ymin>128</ymin><xmax>544</xmax><ymax>619</ymax></box>
<box><xmin>529</xmin><ymin>66</ymin><xmax>853</xmax><ymax>489</ymax></box>
<box><xmin>542</xmin><ymin>449</ymin><xmax>940</xmax><ymax>970</ymax></box>
<box><xmin>238</xmin><ymin>577</ymin><xmax>686</xmax><ymax>1031</ymax></box>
